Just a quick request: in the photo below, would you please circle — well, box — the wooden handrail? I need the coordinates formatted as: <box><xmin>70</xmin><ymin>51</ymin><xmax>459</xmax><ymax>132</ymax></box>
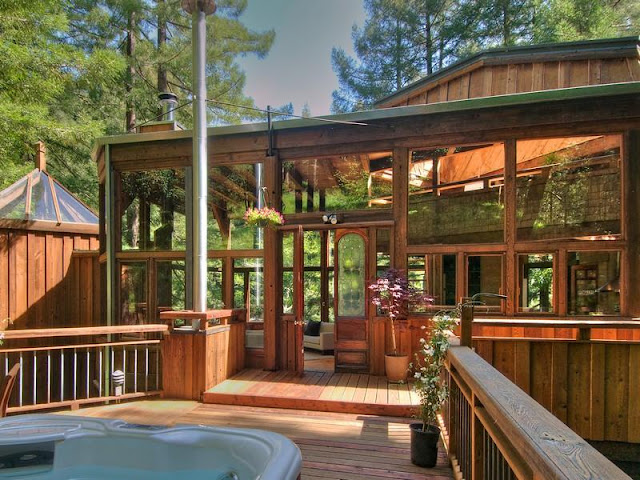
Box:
<box><xmin>1</xmin><ymin>324</ymin><xmax>168</xmax><ymax>340</ymax></box>
<box><xmin>473</xmin><ymin>318</ymin><xmax>640</xmax><ymax>328</ymax></box>
<box><xmin>445</xmin><ymin>346</ymin><xmax>628</xmax><ymax>479</ymax></box>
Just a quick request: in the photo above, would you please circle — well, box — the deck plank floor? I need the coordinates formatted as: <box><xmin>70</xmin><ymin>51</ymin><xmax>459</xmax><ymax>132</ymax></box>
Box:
<box><xmin>204</xmin><ymin>369</ymin><xmax>419</xmax><ymax>417</ymax></box>
<box><xmin>62</xmin><ymin>401</ymin><xmax>452</xmax><ymax>480</ymax></box>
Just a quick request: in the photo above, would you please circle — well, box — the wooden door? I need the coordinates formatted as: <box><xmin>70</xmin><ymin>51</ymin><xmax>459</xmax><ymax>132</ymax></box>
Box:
<box><xmin>291</xmin><ymin>226</ymin><xmax>305</xmax><ymax>374</ymax></box>
<box><xmin>334</xmin><ymin>229</ymin><xmax>369</xmax><ymax>372</ymax></box>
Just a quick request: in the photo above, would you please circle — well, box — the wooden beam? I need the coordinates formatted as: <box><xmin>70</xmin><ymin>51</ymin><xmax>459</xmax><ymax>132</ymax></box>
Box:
<box><xmin>504</xmin><ymin>139</ymin><xmax>516</xmax><ymax>315</ymax></box>
<box><xmin>263</xmin><ymin>154</ymin><xmax>281</xmax><ymax>370</ymax></box>
<box><xmin>624</xmin><ymin>130</ymin><xmax>640</xmax><ymax>316</ymax></box>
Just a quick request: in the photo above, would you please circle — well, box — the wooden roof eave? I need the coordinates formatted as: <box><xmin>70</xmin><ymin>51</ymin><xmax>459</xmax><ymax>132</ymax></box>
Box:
<box><xmin>0</xmin><ymin>218</ymin><xmax>99</xmax><ymax>235</ymax></box>
<box><xmin>96</xmin><ymin>82</ymin><xmax>640</xmax><ymax>168</ymax></box>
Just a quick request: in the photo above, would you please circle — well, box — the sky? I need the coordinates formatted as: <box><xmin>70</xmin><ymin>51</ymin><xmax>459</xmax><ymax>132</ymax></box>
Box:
<box><xmin>236</xmin><ymin>0</ymin><xmax>366</xmax><ymax>117</ymax></box>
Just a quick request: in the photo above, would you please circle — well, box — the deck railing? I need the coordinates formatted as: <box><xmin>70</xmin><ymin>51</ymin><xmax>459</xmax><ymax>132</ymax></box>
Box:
<box><xmin>0</xmin><ymin>325</ymin><xmax>167</xmax><ymax>413</ymax></box>
<box><xmin>442</xmin><ymin>344</ymin><xmax>629</xmax><ymax>479</ymax></box>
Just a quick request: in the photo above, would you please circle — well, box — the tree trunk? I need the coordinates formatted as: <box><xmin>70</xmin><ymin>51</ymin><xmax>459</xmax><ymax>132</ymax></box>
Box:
<box><xmin>157</xmin><ymin>0</ymin><xmax>167</xmax><ymax>118</ymax></box>
<box><xmin>126</xmin><ymin>10</ymin><xmax>137</xmax><ymax>132</ymax></box>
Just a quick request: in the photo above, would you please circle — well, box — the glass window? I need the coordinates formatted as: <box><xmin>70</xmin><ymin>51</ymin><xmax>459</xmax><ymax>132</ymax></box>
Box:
<box><xmin>282</xmin><ymin>152</ymin><xmax>393</xmax><ymax>213</ymax></box>
<box><xmin>408</xmin><ymin>144</ymin><xmax>505</xmax><ymax>245</ymax></box>
<box><xmin>234</xmin><ymin>257</ymin><xmax>264</xmax><ymax>321</ymax></box>
<box><xmin>120</xmin><ymin>169</ymin><xmax>186</xmax><ymax>251</ymax></box>
<box><xmin>376</xmin><ymin>229</ymin><xmax>391</xmax><ymax>277</ymax></box>
<box><xmin>516</xmin><ymin>135</ymin><xmax>621</xmax><ymax>241</ymax></box>
<box><xmin>119</xmin><ymin>262</ymin><xmax>147</xmax><ymax>324</ymax></box>
<box><xmin>408</xmin><ymin>254</ymin><xmax>457</xmax><ymax>313</ymax></box>
<box><xmin>207</xmin><ymin>259</ymin><xmax>224</xmax><ymax>309</ymax></box>
<box><xmin>282</xmin><ymin>233</ymin><xmax>294</xmax><ymax>314</ymax></box>
<box><xmin>568</xmin><ymin>251</ymin><xmax>620</xmax><ymax>315</ymax></box>
<box><xmin>467</xmin><ymin>255</ymin><xmax>503</xmax><ymax>312</ymax></box>
<box><xmin>156</xmin><ymin>260</ymin><xmax>186</xmax><ymax>320</ymax></box>
<box><xmin>336</xmin><ymin>233</ymin><xmax>366</xmax><ymax>317</ymax></box>
<box><xmin>208</xmin><ymin>163</ymin><xmax>264</xmax><ymax>250</ymax></box>
<box><xmin>518</xmin><ymin>254</ymin><xmax>554</xmax><ymax>313</ymax></box>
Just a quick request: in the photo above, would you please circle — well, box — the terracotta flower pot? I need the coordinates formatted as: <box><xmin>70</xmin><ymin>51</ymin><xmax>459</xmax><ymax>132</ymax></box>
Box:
<box><xmin>384</xmin><ymin>354</ymin><xmax>409</xmax><ymax>382</ymax></box>
<box><xmin>410</xmin><ymin>423</ymin><xmax>440</xmax><ymax>467</ymax></box>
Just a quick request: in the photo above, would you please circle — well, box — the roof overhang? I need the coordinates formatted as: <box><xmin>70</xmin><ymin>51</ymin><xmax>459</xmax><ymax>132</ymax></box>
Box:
<box><xmin>0</xmin><ymin>218</ymin><xmax>99</xmax><ymax>235</ymax></box>
<box><xmin>374</xmin><ymin>36</ymin><xmax>640</xmax><ymax>108</ymax></box>
<box><xmin>93</xmin><ymin>81</ymin><xmax>640</xmax><ymax>162</ymax></box>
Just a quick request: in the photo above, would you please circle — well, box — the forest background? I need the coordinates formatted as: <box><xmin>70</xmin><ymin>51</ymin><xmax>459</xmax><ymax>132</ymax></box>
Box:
<box><xmin>1</xmin><ymin>0</ymin><xmax>638</xmax><ymax>209</ymax></box>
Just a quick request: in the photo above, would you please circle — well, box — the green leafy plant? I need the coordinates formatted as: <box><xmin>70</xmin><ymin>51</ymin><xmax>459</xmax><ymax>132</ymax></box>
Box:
<box><xmin>411</xmin><ymin>308</ymin><xmax>459</xmax><ymax>431</ymax></box>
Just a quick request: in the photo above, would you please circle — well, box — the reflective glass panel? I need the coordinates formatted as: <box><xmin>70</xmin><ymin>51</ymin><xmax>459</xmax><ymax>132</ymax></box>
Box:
<box><xmin>207</xmin><ymin>259</ymin><xmax>224</xmax><ymax>309</ymax></box>
<box><xmin>337</xmin><ymin>233</ymin><xmax>366</xmax><ymax>317</ymax></box>
<box><xmin>234</xmin><ymin>257</ymin><xmax>264</xmax><ymax>321</ymax></box>
<box><xmin>282</xmin><ymin>152</ymin><xmax>393</xmax><ymax>213</ymax></box>
<box><xmin>120</xmin><ymin>169</ymin><xmax>186</xmax><ymax>251</ymax></box>
<box><xmin>156</xmin><ymin>260</ymin><xmax>186</xmax><ymax>320</ymax></box>
<box><xmin>467</xmin><ymin>255</ymin><xmax>504</xmax><ymax>312</ymax></box>
<box><xmin>119</xmin><ymin>262</ymin><xmax>147</xmax><ymax>325</ymax></box>
<box><xmin>208</xmin><ymin>163</ymin><xmax>264</xmax><ymax>251</ymax></box>
<box><xmin>568</xmin><ymin>251</ymin><xmax>620</xmax><ymax>315</ymax></box>
<box><xmin>516</xmin><ymin>135</ymin><xmax>621</xmax><ymax>240</ymax></box>
<box><xmin>408</xmin><ymin>144</ymin><xmax>505</xmax><ymax>244</ymax></box>
<box><xmin>518</xmin><ymin>254</ymin><xmax>554</xmax><ymax>313</ymax></box>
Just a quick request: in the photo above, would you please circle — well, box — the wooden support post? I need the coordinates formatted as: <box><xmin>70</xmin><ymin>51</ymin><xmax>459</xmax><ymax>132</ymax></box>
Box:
<box><xmin>393</xmin><ymin>147</ymin><xmax>408</xmax><ymax>271</ymax></box>
<box><xmin>320</xmin><ymin>231</ymin><xmax>329</xmax><ymax>324</ymax></box>
<box><xmin>460</xmin><ymin>303</ymin><xmax>473</xmax><ymax>348</ymax></box>
<box><xmin>294</xmin><ymin>189</ymin><xmax>303</xmax><ymax>213</ymax></box>
<box><xmin>624</xmin><ymin>131</ymin><xmax>640</xmax><ymax>317</ymax></box>
<box><xmin>504</xmin><ymin>139</ymin><xmax>517</xmax><ymax>316</ymax></box>
<box><xmin>263</xmin><ymin>154</ymin><xmax>282</xmax><ymax>370</ymax></box>
<box><xmin>306</xmin><ymin>184</ymin><xmax>314</xmax><ymax>212</ymax></box>
<box><xmin>472</xmin><ymin>394</ymin><xmax>484</xmax><ymax>480</ymax></box>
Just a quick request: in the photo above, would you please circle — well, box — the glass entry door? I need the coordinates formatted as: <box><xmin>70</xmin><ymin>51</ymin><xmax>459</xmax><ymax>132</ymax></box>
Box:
<box><xmin>334</xmin><ymin>229</ymin><xmax>369</xmax><ymax>372</ymax></box>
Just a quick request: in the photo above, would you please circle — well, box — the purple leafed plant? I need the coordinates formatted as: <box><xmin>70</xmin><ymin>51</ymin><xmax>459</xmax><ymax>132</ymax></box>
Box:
<box><xmin>369</xmin><ymin>268</ymin><xmax>433</xmax><ymax>356</ymax></box>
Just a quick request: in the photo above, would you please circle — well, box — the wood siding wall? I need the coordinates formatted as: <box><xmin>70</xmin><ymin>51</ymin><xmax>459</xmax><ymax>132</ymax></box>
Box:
<box><xmin>382</xmin><ymin>58</ymin><xmax>640</xmax><ymax>108</ymax></box>
<box><xmin>162</xmin><ymin>322</ymin><xmax>245</xmax><ymax>400</ymax></box>
<box><xmin>0</xmin><ymin>229</ymin><xmax>100</xmax><ymax>330</ymax></box>
<box><xmin>473</xmin><ymin>337</ymin><xmax>640</xmax><ymax>444</ymax></box>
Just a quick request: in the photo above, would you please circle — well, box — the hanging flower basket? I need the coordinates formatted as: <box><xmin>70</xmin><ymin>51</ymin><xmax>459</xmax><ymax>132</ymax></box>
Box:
<box><xmin>244</xmin><ymin>206</ymin><xmax>284</xmax><ymax>228</ymax></box>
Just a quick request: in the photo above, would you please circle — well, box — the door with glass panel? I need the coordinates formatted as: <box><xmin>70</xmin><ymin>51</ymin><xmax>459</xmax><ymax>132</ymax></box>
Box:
<box><xmin>334</xmin><ymin>230</ymin><xmax>368</xmax><ymax>372</ymax></box>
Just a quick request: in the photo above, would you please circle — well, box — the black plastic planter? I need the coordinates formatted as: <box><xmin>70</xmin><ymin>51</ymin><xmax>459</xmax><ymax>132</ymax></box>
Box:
<box><xmin>410</xmin><ymin>423</ymin><xmax>440</xmax><ymax>468</ymax></box>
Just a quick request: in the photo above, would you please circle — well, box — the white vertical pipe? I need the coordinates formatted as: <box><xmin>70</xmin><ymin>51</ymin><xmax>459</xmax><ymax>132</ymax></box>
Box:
<box><xmin>191</xmin><ymin>5</ymin><xmax>209</xmax><ymax>312</ymax></box>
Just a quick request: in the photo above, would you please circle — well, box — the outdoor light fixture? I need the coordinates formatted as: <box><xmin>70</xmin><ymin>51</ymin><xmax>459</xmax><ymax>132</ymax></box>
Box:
<box><xmin>111</xmin><ymin>370</ymin><xmax>125</xmax><ymax>397</ymax></box>
<box><xmin>181</xmin><ymin>0</ymin><xmax>216</xmax><ymax>14</ymax></box>
<box><xmin>322</xmin><ymin>213</ymin><xmax>339</xmax><ymax>225</ymax></box>
<box><xmin>158</xmin><ymin>92</ymin><xmax>178</xmax><ymax>121</ymax></box>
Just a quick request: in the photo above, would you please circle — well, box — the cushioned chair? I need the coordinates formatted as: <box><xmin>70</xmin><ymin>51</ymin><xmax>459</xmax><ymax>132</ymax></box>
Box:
<box><xmin>0</xmin><ymin>364</ymin><xmax>20</xmax><ymax>417</ymax></box>
<box><xmin>303</xmin><ymin>322</ymin><xmax>334</xmax><ymax>354</ymax></box>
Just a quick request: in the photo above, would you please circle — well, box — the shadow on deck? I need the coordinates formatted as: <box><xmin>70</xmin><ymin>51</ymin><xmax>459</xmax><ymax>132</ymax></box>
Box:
<box><xmin>203</xmin><ymin>369</ymin><xmax>419</xmax><ymax>417</ymax></box>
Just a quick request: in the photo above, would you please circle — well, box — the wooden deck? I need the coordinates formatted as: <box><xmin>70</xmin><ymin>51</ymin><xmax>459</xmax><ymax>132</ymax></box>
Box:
<box><xmin>203</xmin><ymin>368</ymin><xmax>420</xmax><ymax>417</ymax></box>
<box><xmin>62</xmin><ymin>401</ymin><xmax>452</xmax><ymax>480</ymax></box>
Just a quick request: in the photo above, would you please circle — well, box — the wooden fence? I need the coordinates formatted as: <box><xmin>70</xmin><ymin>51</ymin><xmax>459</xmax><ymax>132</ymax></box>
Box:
<box><xmin>0</xmin><ymin>229</ymin><xmax>101</xmax><ymax>330</ymax></box>
<box><xmin>443</xmin><ymin>345</ymin><xmax>629</xmax><ymax>479</ymax></box>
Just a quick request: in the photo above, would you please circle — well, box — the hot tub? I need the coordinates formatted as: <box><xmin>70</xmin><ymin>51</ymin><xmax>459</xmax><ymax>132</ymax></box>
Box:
<box><xmin>0</xmin><ymin>414</ymin><xmax>302</xmax><ymax>480</ymax></box>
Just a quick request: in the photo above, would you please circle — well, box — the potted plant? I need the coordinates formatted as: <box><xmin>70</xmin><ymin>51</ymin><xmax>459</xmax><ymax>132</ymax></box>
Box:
<box><xmin>243</xmin><ymin>206</ymin><xmax>284</xmax><ymax>228</ymax></box>
<box><xmin>369</xmin><ymin>268</ymin><xmax>432</xmax><ymax>382</ymax></box>
<box><xmin>410</xmin><ymin>308</ymin><xmax>459</xmax><ymax>467</ymax></box>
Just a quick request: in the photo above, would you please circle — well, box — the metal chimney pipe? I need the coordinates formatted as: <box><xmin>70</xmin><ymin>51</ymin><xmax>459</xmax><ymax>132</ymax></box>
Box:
<box><xmin>158</xmin><ymin>92</ymin><xmax>178</xmax><ymax>121</ymax></box>
<box><xmin>183</xmin><ymin>0</ymin><xmax>216</xmax><ymax>312</ymax></box>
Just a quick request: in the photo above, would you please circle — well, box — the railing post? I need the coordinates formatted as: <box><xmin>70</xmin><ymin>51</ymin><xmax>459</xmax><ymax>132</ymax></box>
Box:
<box><xmin>461</xmin><ymin>303</ymin><xmax>474</xmax><ymax>348</ymax></box>
<box><xmin>471</xmin><ymin>394</ymin><xmax>484</xmax><ymax>480</ymax></box>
